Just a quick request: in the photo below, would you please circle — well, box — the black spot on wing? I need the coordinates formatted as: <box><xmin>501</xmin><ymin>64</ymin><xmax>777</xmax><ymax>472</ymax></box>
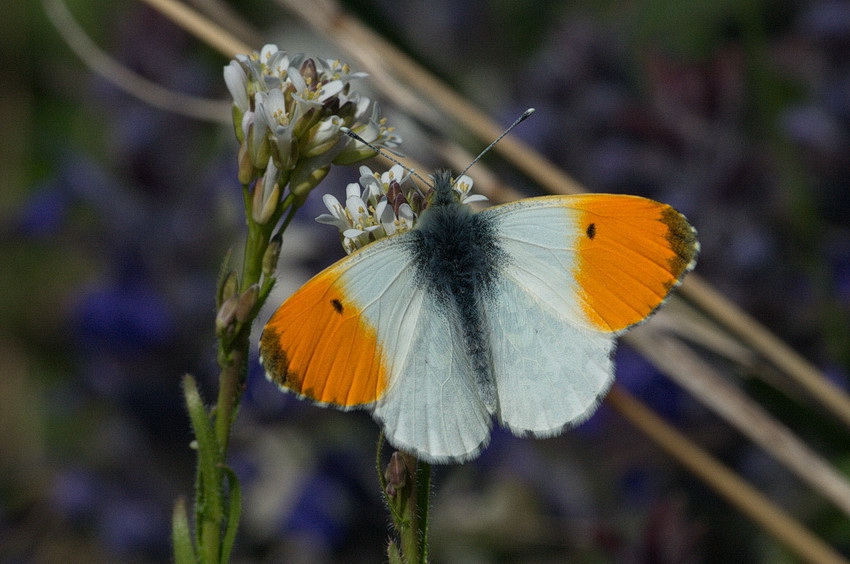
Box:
<box><xmin>586</xmin><ymin>222</ymin><xmax>596</xmax><ymax>240</ymax></box>
<box><xmin>331</xmin><ymin>298</ymin><xmax>344</xmax><ymax>313</ymax></box>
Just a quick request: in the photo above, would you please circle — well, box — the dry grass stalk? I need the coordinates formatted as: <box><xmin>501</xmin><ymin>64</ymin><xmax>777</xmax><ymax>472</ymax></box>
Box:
<box><xmin>124</xmin><ymin>0</ymin><xmax>849</xmax><ymax>559</ymax></box>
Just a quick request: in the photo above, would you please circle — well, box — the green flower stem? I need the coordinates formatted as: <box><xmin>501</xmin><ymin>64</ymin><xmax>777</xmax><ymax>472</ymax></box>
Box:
<box><xmin>214</xmin><ymin>184</ymin><xmax>278</xmax><ymax>453</ymax></box>
<box><xmin>396</xmin><ymin>453</ymin><xmax>431</xmax><ymax>564</ymax></box>
<box><xmin>187</xmin><ymin>184</ymin><xmax>291</xmax><ymax>564</ymax></box>
<box><xmin>220</xmin><ymin>466</ymin><xmax>242</xmax><ymax>563</ymax></box>
<box><xmin>379</xmin><ymin>437</ymin><xmax>431</xmax><ymax>564</ymax></box>
<box><xmin>240</xmin><ymin>206</ymin><xmax>273</xmax><ymax>293</ymax></box>
<box><xmin>214</xmin><ymin>345</ymin><xmax>246</xmax><ymax>456</ymax></box>
<box><xmin>398</xmin><ymin>467</ymin><xmax>420</xmax><ymax>561</ymax></box>
<box><xmin>415</xmin><ymin>460</ymin><xmax>431</xmax><ymax>563</ymax></box>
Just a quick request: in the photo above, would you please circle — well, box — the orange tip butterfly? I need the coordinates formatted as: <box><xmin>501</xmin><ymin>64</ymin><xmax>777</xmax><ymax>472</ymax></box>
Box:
<box><xmin>260</xmin><ymin>114</ymin><xmax>698</xmax><ymax>463</ymax></box>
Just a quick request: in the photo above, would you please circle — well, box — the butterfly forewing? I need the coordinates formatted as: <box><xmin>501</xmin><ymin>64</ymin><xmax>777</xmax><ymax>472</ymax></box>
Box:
<box><xmin>482</xmin><ymin>194</ymin><xmax>698</xmax><ymax>334</ymax></box>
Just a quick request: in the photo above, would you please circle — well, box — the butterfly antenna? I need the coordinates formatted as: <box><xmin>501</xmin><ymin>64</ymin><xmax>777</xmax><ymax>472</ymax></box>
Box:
<box><xmin>455</xmin><ymin>108</ymin><xmax>535</xmax><ymax>182</ymax></box>
<box><xmin>342</xmin><ymin>107</ymin><xmax>534</xmax><ymax>191</ymax></box>
<box><xmin>340</xmin><ymin>128</ymin><xmax>431</xmax><ymax>187</ymax></box>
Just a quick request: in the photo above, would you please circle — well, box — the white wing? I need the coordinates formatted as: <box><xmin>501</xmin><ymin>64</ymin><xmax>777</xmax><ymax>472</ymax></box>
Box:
<box><xmin>486</xmin><ymin>274</ymin><xmax>614</xmax><ymax>435</ymax></box>
<box><xmin>480</xmin><ymin>198</ymin><xmax>616</xmax><ymax>435</ymax></box>
<box><xmin>479</xmin><ymin>192</ymin><xmax>696</xmax><ymax>435</ymax></box>
<box><xmin>262</xmin><ymin>233</ymin><xmax>491</xmax><ymax>463</ymax></box>
<box><xmin>373</xmin><ymin>288</ymin><xmax>492</xmax><ymax>462</ymax></box>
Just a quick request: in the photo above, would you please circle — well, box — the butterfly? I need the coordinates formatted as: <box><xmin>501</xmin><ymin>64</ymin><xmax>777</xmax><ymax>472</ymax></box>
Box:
<box><xmin>260</xmin><ymin>169</ymin><xmax>698</xmax><ymax>463</ymax></box>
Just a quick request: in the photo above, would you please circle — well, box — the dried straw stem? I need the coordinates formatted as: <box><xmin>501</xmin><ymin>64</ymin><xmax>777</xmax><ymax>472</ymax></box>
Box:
<box><xmin>125</xmin><ymin>0</ymin><xmax>849</xmax><ymax>559</ymax></box>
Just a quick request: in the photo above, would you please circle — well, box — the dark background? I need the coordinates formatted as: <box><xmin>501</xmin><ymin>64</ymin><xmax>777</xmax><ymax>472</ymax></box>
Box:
<box><xmin>2</xmin><ymin>0</ymin><xmax>849</xmax><ymax>561</ymax></box>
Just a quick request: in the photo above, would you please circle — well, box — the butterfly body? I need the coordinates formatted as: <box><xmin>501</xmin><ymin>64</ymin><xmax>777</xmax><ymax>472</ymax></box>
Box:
<box><xmin>407</xmin><ymin>170</ymin><xmax>505</xmax><ymax>411</ymax></box>
<box><xmin>261</xmin><ymin>170</ymin><xmax>698</xmax><ymax>462</ymax></box>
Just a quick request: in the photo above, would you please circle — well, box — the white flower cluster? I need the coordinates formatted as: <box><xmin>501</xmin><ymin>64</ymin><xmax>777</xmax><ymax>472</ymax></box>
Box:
<box><xmin>224</xmin><ymin>45</ymin><xmax>401</xmax><ymax>198</ymax></box>
<box><xmin>317</xmin><ymin>165</ymin><xmax>487</xmax><ymax>254</ymax></box>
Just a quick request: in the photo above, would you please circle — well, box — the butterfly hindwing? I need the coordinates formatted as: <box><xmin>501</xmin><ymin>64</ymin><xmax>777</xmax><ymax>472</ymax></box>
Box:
<box><xmin>373</xmin><ymin>291</ymin><xmax>492</xmax><ymax>462</ymax></box>
<box><xmin>485</xmin><ymin>273</ymin><xmax>615</xmax><ymax>435</ymax></box>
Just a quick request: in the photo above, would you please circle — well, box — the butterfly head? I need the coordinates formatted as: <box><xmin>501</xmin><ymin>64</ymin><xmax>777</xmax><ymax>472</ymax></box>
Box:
<box><xmin>427</xmin><ymin>170</ymin><xmax>462</xmax><ymax>207</ymax></box>
<box><xmin>423</xmin><ymin>169</ymin><xmax>486</xmax><ymax>211</ymax></box>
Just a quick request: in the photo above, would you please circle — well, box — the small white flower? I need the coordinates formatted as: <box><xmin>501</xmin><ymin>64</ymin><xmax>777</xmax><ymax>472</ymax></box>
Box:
<box><xmin>321</xmin><ymin>58</ymin><xmax>368</xmax><ymax>82</ymax></box>
<box><xmin>224</xmin><ymin>61</ymin><xmax>250</xmax><ymax>113</ymax></box>
<box><xmin>315</xmin><ymin>194</ymin><xmax>349</xmax><ymax>231</ymax></box>
<box><xmin>345</xmin><ymin>191</ymin><xmax>371</xmax><ymax>230</ymax></box>
<box><xmin>259</xmin><ymin>44</ymin><xmax>279</xmax><ymax>63</ymax></box>
<box><xmin>303</xmin><ymin>116</ymin><xmax>343</xmax><ymax>157</ymax></box>
<box><xmin>264</xmin><ymin>49</ymin><xmax>290</xmax><ymax>77</ymax></box>
<box><xmin>234</xmin><ymin>53</ymin><xmax>264</xmax><ymax>91</ymax></box>
<box><xmin>317</xmin><ymin>79</ymin><xmax>344</xmax><ymax>102</ymax></box>
<box><xmin>255</xmin><ymin>90</ymin><xmax>297</xmax><ymax>170</ymax></box>
<box><xmin>358</xmin><ymin>164</ymin><xmax>408</xmax><ymax>196</ymax></box>
<box><xmin>394</xmin><ymin>203</ymin><xmax>415</xmax><ymax>232</ymax></box>
<box><xmin>316</xmin><ymin>165</ymin><xmax>425</xmax><ymax>253</ymax></box>
<box><xmin>224</xmin><ymin>45</ymin><xmax>401</xmax><ymax>192</ymax></box>
<box><xmin>256</xmin><ymin>89</ymin><xmax>290</xmax><ymax>129</ymax></box>
<box><xmin>452</xmin><ymin>174</ymin><xmax>488</xmax><ymax>204</ymax></box>
<box><xmin>380</xmin><ymin>200</ymin><xmax>414</xmax><ymax>236</ymax></box>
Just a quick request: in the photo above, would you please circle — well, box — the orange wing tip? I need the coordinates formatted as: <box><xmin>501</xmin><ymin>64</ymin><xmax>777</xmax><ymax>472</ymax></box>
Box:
<box><xmin>259</xmin><ymin>272</ymin><xmax>390</xmax><ymax>408</ymax></box>
<box><xmin>259</xmin><ymin>323</ymin><xmax>388</xmax><ymax>409</ymax></box>
<box><xmin>575</xmin><ymin>197</ymin><xmax>698</xmax><ymax>333</ymax></box>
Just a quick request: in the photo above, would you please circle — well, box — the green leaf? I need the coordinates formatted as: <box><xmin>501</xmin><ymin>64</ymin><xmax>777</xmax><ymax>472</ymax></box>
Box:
<box><xmin>183</xmin><ymin>374</ymin><xmax>223</xmax><ymax>563</ymax></box>
<box><xmin>172</xmin><ymin>497</ymin><xmax>198</xmax><ymax>564</ymax></box>
<box><xmin>220</xmin><ymin>466</ymin><xmax>242</xmax><ymax>564</ymax></box>
<box><xmin>387</xmin><ymin>540</ymin><xmax>403</xmax><ymax>564</ymax></box>
<box><xmin>183</xmin><ymin>375</ymin><xmax>223</xmax><ymax>522</ymax></box>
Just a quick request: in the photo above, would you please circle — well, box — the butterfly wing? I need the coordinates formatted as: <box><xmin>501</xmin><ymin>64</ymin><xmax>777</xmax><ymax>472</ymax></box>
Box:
<box><xmin>480</xmin><ymin>194</ymin><xmax>698</xmax><ymax>435</ymax></box>
<box><xmin>485</xmin><ymin>273</ymin><xmax>616</xmax><ymax>435</ymax></box>
<box><xmin>260</xmin><ymin>234</ymin><xmax>491</xmax><ymax>463</ymax></box>
<box><xmin>372</xmin><ymin>290</ymin><xmax>492</xmax><ymax>462</ymax></box>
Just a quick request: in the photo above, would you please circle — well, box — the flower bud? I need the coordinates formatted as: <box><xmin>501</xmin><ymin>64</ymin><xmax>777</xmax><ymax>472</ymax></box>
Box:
<box><xmin>303</xmin><ymin>117</ymin><xmax>343</xmax><ymax>157</ymax></box>
<box><xmin>216</xmin><ymin>295</ymin><xmax>239</xmax><ymax>336</ymax></box>
<box><xmin>290</xmin><ymin>164</ymin><xmax>331</xmax><ymax>200</ymax></box>
<box><xmin>218</xmin><ymin>269</ymin><xmax>239</xmax><ymax>308</ymax></box>
<box><xmin>262</xmin><ymin>237</ymin><xmax>281</xmax><ymax>278</ymax></box>
<box><xmin>236</xmin><ymin>284</ymin><xmax>259</xmax><ymax>324</ymax></box>
<box><xmin>252</xmin><ymin>159</ymin><xmax>281</xmax><ymax>224</ymax></box>
<box><xmin>384</xmin><ymin>452</ymin><xmax>407</xmax><ymax>498</ymax></box>
<box><xmin>237</xmin><ymin>144</ymin><xmax>254</xmax><ymax>185</ymax></box>
<box><xmin>231</xmin><ymin>104</ymin><xmax>245</xmax><ymax>144</ymax></box>
<box><xmin>292</xmin><ymin>107</ymin><xmax>319</xmax><ymax>139</ymax></box>
<box><xmin>245</xmin><ymin>113</ymin><xmax>271</xmax><ymax>171</ymax></box>
<box><xmin>256</xmin><ymin>184</ymin><xmax>280</xmax><ymax>224</ymax></box>
<box><xmin>300</xmin><ymin>58</ymin><xmax>318</xmax><ymax>86</ymax></box>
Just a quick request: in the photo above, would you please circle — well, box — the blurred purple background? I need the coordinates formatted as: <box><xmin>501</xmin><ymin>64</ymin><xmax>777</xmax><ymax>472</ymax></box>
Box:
<box><xmin>2</xmin><ymin>0</ymin><xmax>849</xmax><ymax>561</ymax></box>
